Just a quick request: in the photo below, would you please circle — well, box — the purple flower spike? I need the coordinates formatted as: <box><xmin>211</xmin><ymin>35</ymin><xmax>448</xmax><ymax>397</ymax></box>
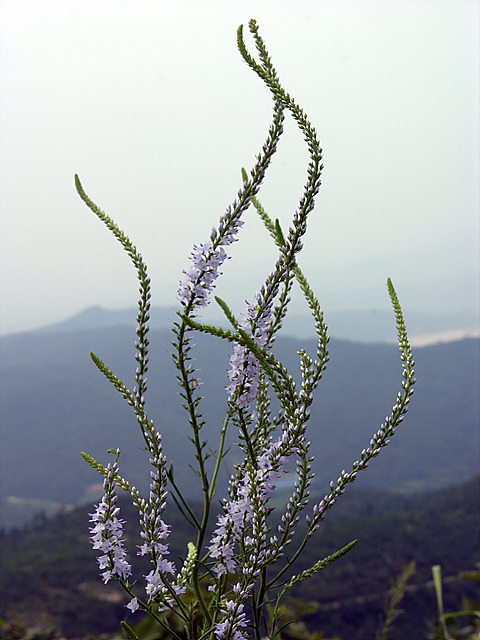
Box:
<box><xmin>226</xmin><ymin>292</ymin><xmax>272</xmax><ymax>409</ymax></box>
<box><xmin>214</xmin><ymin>601</ymin><xmax>248</xmax><ymax>640</ymax></box>
<box><xmin>178</xmin><ymin>240</ymin><xmax>229</xmax><ymax>309</ymax></box>
<box><xmin>178</xmin><ymin>184</ymin><xmax>252</xmax><ymax>310</ymax></box>
<box><xmin>207</xmin><ymin>442</ymin><xmax>283</xmax><ymax>578</ymax></box>
<box><xmin>89</xmin><ymin>459</ymin><xmax>132</xmax><ymax>584</ymax></box>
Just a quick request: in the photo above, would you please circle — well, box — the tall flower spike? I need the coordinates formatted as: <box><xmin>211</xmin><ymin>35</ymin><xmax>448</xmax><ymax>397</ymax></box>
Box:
<box><xmin>178</xmin><ymin>99</ymin><xmax>285</xmax><ymax>312</ymax></box>
<box><xmin>226</xmin><ymin>292</ymin><xmax>272</xmax><ymax>408</ymax></box>
<box><xmin>178</xmin><ymin>240</ymin><xmax>230</xmax><ymax>309</ymax></box>
<box><xmin>89</xmin><ymin>455</ymin><xmax>131</xmax><ymax>584</ymax></box>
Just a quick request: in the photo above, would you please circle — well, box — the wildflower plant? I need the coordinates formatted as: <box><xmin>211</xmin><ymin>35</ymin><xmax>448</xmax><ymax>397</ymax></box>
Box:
<box><xmin>76</xmin><ymin>20</ymin><xmax>415</xmax><ymax>640</ymax></box>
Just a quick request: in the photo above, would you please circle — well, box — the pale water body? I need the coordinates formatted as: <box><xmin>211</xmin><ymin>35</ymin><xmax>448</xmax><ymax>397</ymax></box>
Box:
<box><xmin>409</xmin><ymin>326</ymin><xmax>480</xmax><ymax>347</ymax></box>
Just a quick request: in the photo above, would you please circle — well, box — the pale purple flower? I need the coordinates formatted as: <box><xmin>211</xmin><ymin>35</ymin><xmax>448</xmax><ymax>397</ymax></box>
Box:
<box><xmin>178</xmin><ymin>240</ymin><xmax>229</xmax><ymax>308</ymax></box>
<box><xmin>226</xmin><ymin>292</ymin><xmax>272</xmax><ymax>409</ymax></box>
<box><xmin>207</xmin><ymin>441</ymin><xmax>283</xmax><ymax>577</ymax></box>
<box><xmin>178</xmin><ymin>203</ymin><xmax>246</xmax><ymax>309</ymax></box>
<box><xmin>212</xmin><ymin>204</ymin><xmax>246</xmax><ymax>246</ymax></box>
<box><xmin>208</xmin><ymin>498</ymin><xmax>251</xmax><ymax>577</ymax></box>
<box><xmin>145</xmin><ymin>561</ymin><xmax>175</xmax><ymax>598</ymax></box>
<box><xmin>214</xmin><ymin>601</ymin><xmax>248</xmax><ymax>640</ymax></box>
<box><xmin>89</xmin><ymin>459</ymin><xmax>132</xmax><ymax>584</ymax></box>
<box><xmin>132</xmin><ymin>436</ymin><xmax>178</xmax><ymax>606</ymax></box>
<box><xmin>126</xmin><ymin>597</ymin><xmax>139</xmax><ymax>613</ymax></box>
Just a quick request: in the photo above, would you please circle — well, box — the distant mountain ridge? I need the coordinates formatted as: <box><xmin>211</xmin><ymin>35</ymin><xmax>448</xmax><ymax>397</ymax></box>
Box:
<box><xmin>31</xmin><ymin>304</ymin><xmax>479</xmax><ymax>344</ymax></box>
<box><xmin>1</xmin><ymin>319</ymin><xmax>478</xmax><ymax>529</ymax></box>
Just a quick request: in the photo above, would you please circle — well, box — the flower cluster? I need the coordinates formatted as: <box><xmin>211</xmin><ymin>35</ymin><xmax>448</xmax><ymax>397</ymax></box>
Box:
<box><xmin>89</xmin><ymin>456</ymin><xmax>131</xmax><ymax>584</ymax></box>
<box><xmin>207</xmin><ymin>441</ymin><xmax>284</xmax><ymax>578</ymax></box>
<box><xmin>134</xmin><ymin>431</ymin><xmax>184</xmax><ymax>609</ymax></box>
<box><xmin>177</xmin><ymin>193</ymin><xmax>249</xmax><ymax>310</ymax></box>
<box><xmin>226</xmin><ymin>292</ymin><xmax>272</xmax><ymax>408</ymax></box>
<box><xmin>178</xmin><ymin>239</ymin><xmax>230</xmax><ymax>309</ymax></box>
<box><xmin>214</xmin><ymin>600</ymin><xmax>248</xmax><ymax>640</ymax></box>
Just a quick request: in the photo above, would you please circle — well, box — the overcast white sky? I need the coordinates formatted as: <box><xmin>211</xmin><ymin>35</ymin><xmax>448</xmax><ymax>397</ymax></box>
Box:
<box><xmin>1</xmin><ymin>0</ymin><xmax>478</xmax><ymax>336</ymax></box>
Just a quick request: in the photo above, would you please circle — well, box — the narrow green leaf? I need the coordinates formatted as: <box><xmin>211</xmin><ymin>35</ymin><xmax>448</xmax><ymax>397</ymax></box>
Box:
<box><xmin>274</xmin><ymin>218</ymin><xmax>285</xmax><ymax>245</ymax></box>
<box><xmin>121</xmin><ymin>621</ymin><xmax>140</xmax><ymax>640</ymax></box>
<box><xmin>214</xmin><ymin>295</ymin><xmax>239</xmax><ymax>329</ymax></box>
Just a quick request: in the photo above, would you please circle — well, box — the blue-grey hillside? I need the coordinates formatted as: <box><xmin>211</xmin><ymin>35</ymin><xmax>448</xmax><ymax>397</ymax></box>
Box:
<box><xmin>30</xmin><ymin>304</ymin><xmax>479</xmax><ymax>343</ymax></box>
<box><xmin>1</xmin><ymin>318</ymin><xmax>478</xmax><ymax>528</ymax></box>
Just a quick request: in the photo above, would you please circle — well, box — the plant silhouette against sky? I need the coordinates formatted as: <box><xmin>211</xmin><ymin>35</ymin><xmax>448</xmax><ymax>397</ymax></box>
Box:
<box><xmin>76</xmin><ymin>19</ymin><xmax>415</xmax><ymax>640</ymax></box>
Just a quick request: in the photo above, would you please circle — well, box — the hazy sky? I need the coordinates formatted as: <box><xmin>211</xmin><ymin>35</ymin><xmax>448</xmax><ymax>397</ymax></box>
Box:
<box><xmin>1</xmin><ymin>0</ymin><xmax>478</xmax><ymax>336</ymax></box>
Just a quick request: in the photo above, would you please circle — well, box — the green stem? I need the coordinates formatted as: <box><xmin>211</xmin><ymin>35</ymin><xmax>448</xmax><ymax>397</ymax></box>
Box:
<box><xmin>175</xmin><ymin>315</ymin><xmax>212</xmax><ymax>625</ymax></box>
